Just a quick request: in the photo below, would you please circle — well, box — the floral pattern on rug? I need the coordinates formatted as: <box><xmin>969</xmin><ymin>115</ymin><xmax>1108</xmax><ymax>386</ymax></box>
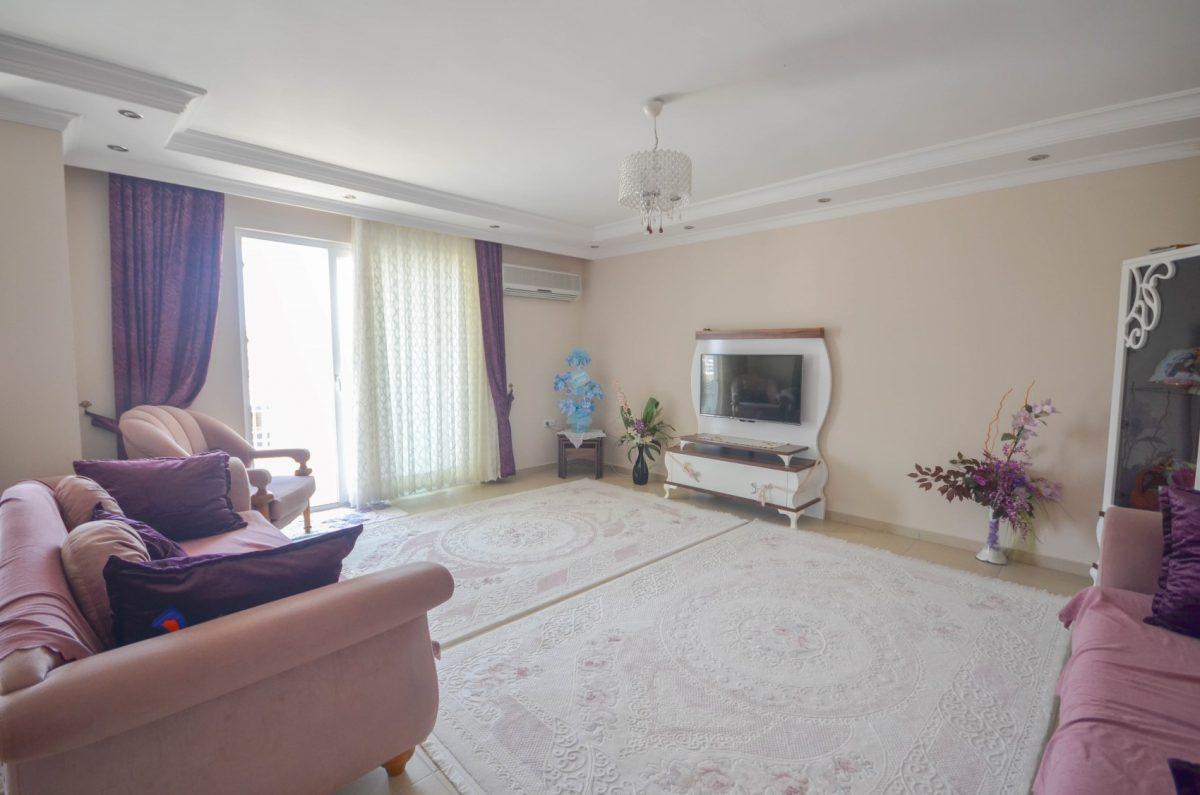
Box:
<box><xmin>341</xmin><ymin>480</ymin><xmax>746</xmax><ymax>644</ymax></box>
<box><xmin>425</xmin><ymin>522</ymin><xmax>1070</xmax><ymax>794</ymax></box>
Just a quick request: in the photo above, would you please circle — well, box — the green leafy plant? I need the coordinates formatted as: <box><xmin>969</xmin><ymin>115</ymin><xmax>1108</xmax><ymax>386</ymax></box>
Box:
<box><xmin>616</xmin><ymin>386</ymin><xmax>674</xmax><ymax>463</ymax></box>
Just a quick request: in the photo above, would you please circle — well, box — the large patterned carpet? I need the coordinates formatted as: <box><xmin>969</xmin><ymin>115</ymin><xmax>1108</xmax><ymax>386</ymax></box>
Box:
<box><xmin>342</xmin><ymin>479</ymin><xmax>747</xmax><ymax>644</ymax></box>
<box><xmin>424</xmin><ymin>520</ymin><xmax>1070</xmax><ymax>794</ymax></box>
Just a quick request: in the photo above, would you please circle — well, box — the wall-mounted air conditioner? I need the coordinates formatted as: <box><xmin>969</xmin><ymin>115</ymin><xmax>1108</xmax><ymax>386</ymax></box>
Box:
<box><xmin>502</xmin><ymin>263</ymin><xmax>581</xmax><ymax>301</ymax></box>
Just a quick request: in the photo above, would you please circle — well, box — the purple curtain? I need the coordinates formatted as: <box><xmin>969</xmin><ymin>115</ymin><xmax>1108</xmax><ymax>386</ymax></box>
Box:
<box><xmin>475</xmin><ymin>240</ymin><xmax>516</xmax><ymax>477</ymax></box>
<box><xmin>109</xmin><ymin>174</ymin><xmax>224</xmax><ymax>421</ymax></box>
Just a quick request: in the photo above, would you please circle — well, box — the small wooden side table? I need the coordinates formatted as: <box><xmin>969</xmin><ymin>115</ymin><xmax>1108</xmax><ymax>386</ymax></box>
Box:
<box><xmin>557</xmin><ymin>432</ymin><xmax>605</xmax><ymax>479</ymax></box>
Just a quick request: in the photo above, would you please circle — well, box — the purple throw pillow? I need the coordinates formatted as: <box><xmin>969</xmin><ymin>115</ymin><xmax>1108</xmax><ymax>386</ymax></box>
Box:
<box><xmin>1171</xmin><ymin>758</ymin><xmax>1200</xmax><ymax>795</ymax></box>
<box><xmin>1146</xmin><ymin>486</ymin><xmax>1200</xmax><ymax>640</ymax></box>
<box><xmin>104</xmin><ymin>525</ymin><xmax>361</xmax><ymax>646</ymax></box>
<box><xmin>1157</xmin><ymin>486</ymin><xmax>1181</xmax><ymax>591</ymax></box>
<box><xmin>74</xmin><ymin>451</ymin><xmax>246</xmax><ymax>541</ymax></box>
<box><xmin>1156</xmin><ymin>484</ymin><xmax>1200</xmax><ymax>591</ymax></box>
<box><xmin>92</xmin><ymin>506</ymin><xmax>185</xmax><ymax>561</ymax></box>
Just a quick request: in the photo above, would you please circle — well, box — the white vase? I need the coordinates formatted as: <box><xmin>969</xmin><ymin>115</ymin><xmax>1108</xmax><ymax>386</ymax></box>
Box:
<box><xmin>975</xmin><ymin>544</ymin><xmax>1008</xmax><ymax>565</ymax></box>
<box><xmin>975</xmin><ymin>511</ymin><xmax>1008</xmax><ymax>565</ymax></box>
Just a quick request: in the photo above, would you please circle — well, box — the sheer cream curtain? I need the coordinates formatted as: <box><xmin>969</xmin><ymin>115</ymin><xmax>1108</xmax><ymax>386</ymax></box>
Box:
<box><xmin>351</xmin><ymin>219</ymin><xmax>499</xmax><ymax>506</ymax></box>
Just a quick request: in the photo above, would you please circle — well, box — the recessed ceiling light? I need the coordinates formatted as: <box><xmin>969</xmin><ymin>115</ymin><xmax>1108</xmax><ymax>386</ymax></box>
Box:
<box><xmin>343</xmin><ymin>194</ymin><xmax>357</xmax><ymax>200</ymax></box>
<box><xmin>489</xmin><ymin>224</ymin><xmax>501</xmax><ymax>229</ymax></box>
<box><xmin>684</xmin><ymin>225</ymin><xmax>695</xmax><ymax>230</ymax></box>
<box><xmin>1028</xmin><ymin>153</ymin><xmax>1050</xmax><ymax>162</ymax></box>
<box><xmin>117</xmin><ymin>109</ymin><xmax>142</xmax><ymax>119</ymax></box>
<box><xmin>107</xmin><ymin>144</ymin><xmax>129</xmax><ymax>152</ymax></box>
<box><xmin>817</xmin><ymin>197</ymin><xmax>832</xmax><ymax>203</ymax></box>
<box><xmin>589</xmin><ymin>244</ymin><xmax>600</xmax><ymax>249</ymax></box>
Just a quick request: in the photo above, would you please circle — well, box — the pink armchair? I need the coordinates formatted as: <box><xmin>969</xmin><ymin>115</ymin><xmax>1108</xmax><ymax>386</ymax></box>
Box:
<box><xmin>119</xmin><ymin>405</ymin><xmax>317</xmax><ymax>532</ymax></box>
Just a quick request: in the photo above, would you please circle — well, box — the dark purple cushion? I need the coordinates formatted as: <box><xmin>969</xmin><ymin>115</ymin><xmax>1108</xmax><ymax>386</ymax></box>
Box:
<box><xmin>1171</xmin><ymin>758</ymin><xmax>1200</xmax><ymax>795</ymax></box>
<box><xmin>1146</xmin><ymin>486</ymin><xmax>1200</xmax><ymax>639</ymax></box>
<box><xmin>103</xmin><ymin>525</ymin><xmax>361</xmax><ymax>646</ymax></box>
<box><xmin>1155</xmin><ymin>484</ymin><xmax>1199</xmax><ymax>591</ymax></box>
<box><xmin>74</xmin><ymin>451</ymin><xmax>246</xmax><ymax>541</ymax></box>
<box><xmin>92</xmin><ymin>506</ymin><xmax>186</xmax><ymax>561</ymax></box>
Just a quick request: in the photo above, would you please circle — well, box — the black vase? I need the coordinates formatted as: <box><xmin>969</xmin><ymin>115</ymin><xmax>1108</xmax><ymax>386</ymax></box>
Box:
<box><xmin>632</xmin><ymin>446</ymin><xmax>649</xmax><ymax>485</ymax></box>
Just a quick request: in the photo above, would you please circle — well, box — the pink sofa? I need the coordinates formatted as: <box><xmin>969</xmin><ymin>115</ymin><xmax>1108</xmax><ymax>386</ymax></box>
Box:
<box><xmin>1034</xmin><ymin>506</ymin><xmax>1200</xmax><ymax>794</ymax></box>
<box><xmin>0</xmin><ymin>474</ymin><xmax>453</xmax><ymax>794</ymax></box>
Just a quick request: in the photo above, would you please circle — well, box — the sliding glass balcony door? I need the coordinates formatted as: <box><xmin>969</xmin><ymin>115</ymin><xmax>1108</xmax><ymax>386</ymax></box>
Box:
<box><xmin>237</xmin><ymin>231</ymin><xmax>353</xmax><ymax>508</ymax></box>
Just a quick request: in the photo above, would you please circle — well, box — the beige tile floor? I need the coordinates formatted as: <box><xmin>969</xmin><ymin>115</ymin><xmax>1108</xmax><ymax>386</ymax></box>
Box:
<box><xmin>334</xmin><ymin>464</ymin><xmax>1090</xmax><ymax>793</ymax></box>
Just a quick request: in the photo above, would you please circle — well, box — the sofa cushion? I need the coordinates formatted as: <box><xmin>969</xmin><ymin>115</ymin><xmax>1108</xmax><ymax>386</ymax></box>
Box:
<box><xmin>1147</xmin><ymin>486</ymin><xmax>1200</xmax><ymax>639</ymax></box>
<box><xmin>1035</xmin><ymin>586</ymin><xmax>1200</xmax><ymax>794</ymax></box>
<box><xmin>74</xmin><ymin>451</ymin><xmax>246</xmax><ymax>541</ymax></box>
<box><xmin>53</xmin><ymin>475</ymin><xmax>122</xmax><ymax>531</ymax></box>
<box><xmin>61</xmin><ymin>518</ymin><xmax>151</xmax><ymax>648</ymax></box>
<box><xmin>264</xmin><ymin>474</ymin><xmax>316</xmax><ymax>523</ymax></box>
<box><xmin>93</xmin><ymin>506</ymin><xmax>185</xmax><ymax>561</ymax></box>
<box><xmin>179</xmin><ymin>510</ymin><xmax>290</xmax><ymax>557</ymax></box>
<box><xmin>0</xmin><ymin>482</ymin><xmax>101</xmax><ymax>670</ymax></box>
<box><xmin>105</xmin><ymin>526</ymin><xmax>362</xmax><ymax>646</ymax></box>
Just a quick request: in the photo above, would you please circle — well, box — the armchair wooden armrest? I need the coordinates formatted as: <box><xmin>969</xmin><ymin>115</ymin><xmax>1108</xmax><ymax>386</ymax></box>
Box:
<box><xmin>251</xmin><ymin>448</ymin><xmax>312</xmax><ymax>476</ymax></box>
<box><xmin>246</xmin><ymin>467</ymin><xmax>275</xmax><ymax>516</ymax></box>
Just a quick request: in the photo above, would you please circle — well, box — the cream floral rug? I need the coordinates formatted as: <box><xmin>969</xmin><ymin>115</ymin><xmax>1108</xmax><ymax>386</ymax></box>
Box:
<box><xmin>342</xmin><ymin>479</ymin><xmax>747</xmax><ymax>644</ymax></box>
<box><xmin>425</xmin><ymin>521</ymin><xmax>1070</xmax><ymax>794</ymax></box>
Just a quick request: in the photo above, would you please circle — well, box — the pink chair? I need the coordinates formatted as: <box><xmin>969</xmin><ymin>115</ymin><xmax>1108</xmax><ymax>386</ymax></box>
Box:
<box><xmin>119</xmin><ymin>405</ymin><xmax>317</xmax><ymax>532</ymax></box>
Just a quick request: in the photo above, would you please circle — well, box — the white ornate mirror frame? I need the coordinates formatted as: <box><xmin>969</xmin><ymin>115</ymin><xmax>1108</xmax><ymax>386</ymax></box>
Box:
<box><xmin>1097</xmin><ymin>244</ymin><xmax>1200</xmax><ymax>574</ymax></box>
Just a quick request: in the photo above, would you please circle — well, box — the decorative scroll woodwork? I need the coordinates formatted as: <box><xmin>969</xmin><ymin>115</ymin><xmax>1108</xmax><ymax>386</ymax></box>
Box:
<box><xmin>1122</xmin><ymin>260</ymin><xmax>1176</xmax><ymax>350</ymax></box>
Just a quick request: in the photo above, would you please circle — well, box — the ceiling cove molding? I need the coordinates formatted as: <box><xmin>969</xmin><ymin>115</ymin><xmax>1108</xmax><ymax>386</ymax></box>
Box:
<box><xmin>0</xmin><ymin>31</ymin><xmax>205</xmax><ymax>113</ymax></box>
<box><xmin>592</xmin><ymin>88</ymin><xmax>1200</xmax><ymax>241</ymax></box>
<box><xmin>591</xmin><ymin>138</ymin><xmax>1200</xmax><ymax>259</ymax></box>
<box><xmin>167</xmin><ymin>129</ymin><xmax>591</xmax><ymax>239</ymax></box>
<box><xmin>0</xmin><ymin>95</ymin><xmax>76</xmax><ymax>132</ymax></box>
<box><xmin>65</xmin><ymin>151</ymin><xmax>594</xmax><ymax>260</ymax></box>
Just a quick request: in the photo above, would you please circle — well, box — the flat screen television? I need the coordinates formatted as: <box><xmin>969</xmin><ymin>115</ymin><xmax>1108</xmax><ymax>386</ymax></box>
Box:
<box><xmin>699</xmin><ymin>353</ymin><xmax>803</xmax><ymax>424</ymax></box>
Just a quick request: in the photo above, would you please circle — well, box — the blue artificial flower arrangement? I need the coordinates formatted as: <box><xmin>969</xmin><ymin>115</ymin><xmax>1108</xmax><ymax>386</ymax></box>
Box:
<box><xmin>554</xmin><ymin>348</ymin><xmax>603</xmax><ymax>432</ymax></box>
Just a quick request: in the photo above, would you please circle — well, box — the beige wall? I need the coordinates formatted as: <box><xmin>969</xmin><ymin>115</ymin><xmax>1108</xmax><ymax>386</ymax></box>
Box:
<box><xmin>0</xmin><ymin>121</ymin><xmax>81</xmax><ymax>488</ymax></box>
<box><xmin>63</xmin><ymin>170</ymin><xmax>584</xmax><ymax>470</ymax></box>
<box><xmin>65</xmin><ymin>167</ymin><xmax>115</xmax><ymax>458</ymax></box>
<box><xmin>501</xmin><ymin>246</ymin><xmax>586</xmax><ymax>468</ymax></box>
<box><xmin>59</xmin><ymin>157</ymin><xmax>1200</xmax><ymax>567</ymax></box>
<box><xmin>580</xmin><ymin>157</ymin><xmax>1200</xmax><ymax>570</ymax></box>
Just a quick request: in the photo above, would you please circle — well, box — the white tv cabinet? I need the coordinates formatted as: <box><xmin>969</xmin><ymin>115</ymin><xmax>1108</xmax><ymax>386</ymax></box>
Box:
<box><xmin>663</xmin><ymin>328</ymin><xmax>830</xmax><ymax>528</ymax></box>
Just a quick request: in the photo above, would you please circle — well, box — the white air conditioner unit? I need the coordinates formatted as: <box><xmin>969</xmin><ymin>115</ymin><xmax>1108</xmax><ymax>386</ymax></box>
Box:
<box><xmin>502</xmin><ymin>263</ymin><xmax>581</xmax><ymax>301</ymax></box>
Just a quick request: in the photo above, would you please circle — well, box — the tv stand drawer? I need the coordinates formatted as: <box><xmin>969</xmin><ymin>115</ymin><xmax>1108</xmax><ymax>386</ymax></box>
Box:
<box><xmin>665</xmin><ymin>449</ymin><xmax>818</xmax><ymax>511</ymax></box>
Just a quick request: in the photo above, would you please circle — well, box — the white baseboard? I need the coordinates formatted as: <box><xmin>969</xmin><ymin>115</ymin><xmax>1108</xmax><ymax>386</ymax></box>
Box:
<box><xmin>826</xmin><ymin>510</ymin><xmax>1091</xmax><ymax>577</ymax></box>
<box><xmin>587</xmin><ymin>464</ymin><xmax>1090</xmax><ymax>578</ymax></box>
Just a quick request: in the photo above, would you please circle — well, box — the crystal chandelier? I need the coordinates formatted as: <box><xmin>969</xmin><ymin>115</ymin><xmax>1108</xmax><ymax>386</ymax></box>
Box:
<box><xmin>618</xmin><ymin>99</ymin><xmax>692</xmax><ymax>234</ymax></box>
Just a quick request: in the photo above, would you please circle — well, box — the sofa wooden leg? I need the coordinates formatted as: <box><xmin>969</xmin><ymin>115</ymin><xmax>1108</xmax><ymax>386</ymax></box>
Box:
<box><xmin>303</xmin><ymin>504</ymin><xmax>312</xmax><ymax>534</ymax></box>
<box><xmin>383</xmin><ymin>748</ymin><xmax>416</xmax><ymax>777</ymax></box>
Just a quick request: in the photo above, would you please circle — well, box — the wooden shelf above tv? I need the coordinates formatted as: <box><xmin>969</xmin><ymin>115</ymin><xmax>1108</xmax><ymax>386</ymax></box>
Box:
<box><xmin>695</xmin><ymin>327</ymin><xmax>825</xmax><ymax>340</ymax></box>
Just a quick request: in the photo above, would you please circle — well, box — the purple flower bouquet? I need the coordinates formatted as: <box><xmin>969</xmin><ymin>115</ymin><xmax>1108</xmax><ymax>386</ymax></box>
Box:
<box><xmin>908</xmin><ymin>387</ymin><xmax>1062</xmax><ymax>563</ymax></box>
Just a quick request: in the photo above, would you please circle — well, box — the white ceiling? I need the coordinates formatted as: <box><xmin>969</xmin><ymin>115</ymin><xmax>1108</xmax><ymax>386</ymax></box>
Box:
<box><xmin>0</xmin><ymin>0</ymin><xmax>1198</xmax><ymax>258</ymax></box>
